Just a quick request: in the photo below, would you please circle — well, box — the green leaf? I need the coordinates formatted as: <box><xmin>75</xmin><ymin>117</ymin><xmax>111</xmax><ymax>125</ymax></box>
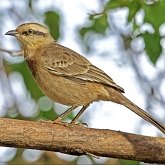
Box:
<box><xmin>92</xmin><ymin>13</ymin><xmax>109</xmax><ymax>34</ymax></box>
<box><xmin>143</xmin><ymin>1</ymin><xmax>165</xmax><ymax>30</ymax></box>
<box><xmin>128</xmin><ymin>0</ymin><xmax>141</xmax><ymax>22</ymax></box>
<box><xmin>105</xmin><ymin>0</ymin><xmax>129</xmax><ymax>10</ymax></box>
<box><xmin>106</xmin><ymin>0</ymin><xmax>142</xmax><ymax>22</ymax></box>
<box><xmin>80</xmin><ymin>13</ymin><xmax>109</xmax><ymax>37</ymax></box>
<box><xmin>120</xmin><ymin>159</ymin><xmax>140</xmax><ymax>165</ymax></box>
<box><xmin>39</xmin><ymin>108</ymin><xmax>56</xmax><ymax>120</ymax></box>
<box><xmin>79</xmin><ymin>13</ymin><xmax>109</xmax><ymax>51</ymax></box>
<box><xmin>142</xmin><ymin>32</ymin><xmax>162</xmax><ymax>64</ymax></box>
<box><xmin>44</xmin><ymin>11</ymin><xmax>60</xmax><ymax>40</ymax></box>
<box><xmin>79</xmin><ymin>27</ymin><xmax>92</xmax><ymax>38</ymax></box>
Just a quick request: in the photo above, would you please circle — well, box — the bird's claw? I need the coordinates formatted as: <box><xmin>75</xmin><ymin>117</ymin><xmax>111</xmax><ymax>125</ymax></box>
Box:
<box><xmin>53</xmin><ymin>118</ymin><xmax>69</xmax><ymax>127</ymax></box>
<box><xmin>70</xmin><ymin>121</ymin><xmax>88</xmax><ymax>127</ymax></box>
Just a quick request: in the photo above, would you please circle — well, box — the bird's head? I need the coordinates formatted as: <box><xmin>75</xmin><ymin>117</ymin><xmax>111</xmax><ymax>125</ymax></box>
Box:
<box><xmin>5</xmin><ymin>23</ymin><xmax>54</xmax><ymax>49</ymax></box>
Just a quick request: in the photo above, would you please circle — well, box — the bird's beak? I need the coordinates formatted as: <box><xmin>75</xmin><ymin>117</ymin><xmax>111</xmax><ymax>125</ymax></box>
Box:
<box><xmin>5</xmin><ymin>30</ymin><xmax>19</xmax><ymax>36</ymax></box>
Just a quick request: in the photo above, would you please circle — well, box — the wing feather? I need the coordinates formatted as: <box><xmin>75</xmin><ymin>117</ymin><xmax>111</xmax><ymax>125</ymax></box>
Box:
<box><xmin>42</xmin><ymin>43</ymin><xmax>124</xmax><ymax>92</ymax></box>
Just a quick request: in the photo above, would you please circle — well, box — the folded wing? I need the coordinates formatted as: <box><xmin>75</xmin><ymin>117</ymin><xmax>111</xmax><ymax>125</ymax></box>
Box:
<box><xmin>42</xmin><ymin>43</ymin><xmax>124</xmax><ymax>93</ymax></box>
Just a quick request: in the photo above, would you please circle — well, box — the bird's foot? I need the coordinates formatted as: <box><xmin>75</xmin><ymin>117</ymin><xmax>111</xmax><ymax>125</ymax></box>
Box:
<box><xmin>70</xmin><ymin>121</ymin><xmax>88</xmax><ymax>127</ymax></box>
<box><xmin>53</xmin><ymin>118</ymin><xmax>69</xmax><ymax>127</ymax></box>
<box><xmin>53</xmin><ymin>118</ymin><xmax>88</xmax><ymax>127</ymax></box>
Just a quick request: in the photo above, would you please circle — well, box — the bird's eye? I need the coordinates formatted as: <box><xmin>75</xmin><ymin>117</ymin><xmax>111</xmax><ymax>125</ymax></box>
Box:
<box><xmin>27</xmin><ymin>29</ymin><xmax>34</xmax><ymax>35</ymax></box>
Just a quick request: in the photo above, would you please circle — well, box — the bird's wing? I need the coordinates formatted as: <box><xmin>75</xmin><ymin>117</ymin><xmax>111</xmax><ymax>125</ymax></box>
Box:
<box><xmin>42</xmin><ymin>43</ymin><xmax>124</xmax><ymax>92</ymax></box>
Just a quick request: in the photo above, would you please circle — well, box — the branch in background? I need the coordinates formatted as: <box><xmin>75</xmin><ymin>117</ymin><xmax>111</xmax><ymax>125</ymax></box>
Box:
<box><xmin>0</xmin><ymin>118</ymin><xmax>164</xmax><ymax>164</ymax></box>
<box><xmin>0</xmin><ymin>48</ymin><xmax>23</xmax><ymax>56</ymax></box>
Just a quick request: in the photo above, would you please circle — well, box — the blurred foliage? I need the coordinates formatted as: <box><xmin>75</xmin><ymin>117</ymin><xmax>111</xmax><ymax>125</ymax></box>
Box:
<box><xmin>120</xmin><ymin>159</ymin><xmax>140</xmax><ymax>165</ymax></box>
<box><xmin>0</xmin><ymin>0</ymin><xmax>165</xmax><ymax>164</ymax></box>
<box><xmin>6</xmin><ymin>61</ymin><xmax>43</xmax><ymax>100</ymax></box>
<box><xmin>142</xmin><ymin>31</ymin><xmax>162</xmax><ymax>63</ymax></box>
<box><xmin>81</xmin><ymin>14</ymin><xmax>107</xmax><ymax>35</ymax></box>
<box><xmin>8</xmin><ymin>150</ymin><xmax>74</xmax><ymax>165</ymax></box>
<box><xmin>44</xmin><ymin>11</ymin><xmax>61</xmax><ymax>40</ymax></box>
<box><xmin>79</xmin><ymin>0</ymin><xmax>165</xmax><ymax>64</ymax></box>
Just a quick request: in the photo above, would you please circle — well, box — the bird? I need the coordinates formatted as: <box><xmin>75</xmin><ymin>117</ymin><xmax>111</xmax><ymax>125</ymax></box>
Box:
<box><xmin>5</xmin><ymin>23</ymin><xmax>165</xmax><ymax>134</ymax></box>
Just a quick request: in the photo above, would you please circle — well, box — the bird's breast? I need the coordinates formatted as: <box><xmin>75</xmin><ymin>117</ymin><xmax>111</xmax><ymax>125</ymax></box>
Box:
<box><xmin>26</xmin><ymin>58</ymin><xmax>110</xmax><ymax>106</ymax></box>
<box><xmin>26</xmin><ymin>58</ymin><xmax>39</xmax><ymax>78</ymax></box>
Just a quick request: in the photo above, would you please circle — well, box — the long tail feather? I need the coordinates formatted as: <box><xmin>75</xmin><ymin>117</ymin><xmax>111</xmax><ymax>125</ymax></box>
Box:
<box><xmin>122</xmin><ymin>95</ymin><xmax>165</xmax><ymax>135</ymax></box>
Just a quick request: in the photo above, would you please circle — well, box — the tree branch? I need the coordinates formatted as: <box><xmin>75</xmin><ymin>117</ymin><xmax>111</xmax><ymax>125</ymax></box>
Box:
<box><xmin>0</xmin><ymin>118</ymin><xmax>164</xmax><ymax>163</ymax></box>
<box><xmin>0</xmin><ymin>48</ymin><xmax>23</xmax><ymax>56</ymax></box>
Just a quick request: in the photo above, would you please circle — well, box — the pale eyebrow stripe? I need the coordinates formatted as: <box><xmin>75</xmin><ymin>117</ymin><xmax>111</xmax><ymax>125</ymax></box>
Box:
<box><xmin>34</xmin><ymin>31</ymin><xmax>46</xmax><ymax>36</ymax></box>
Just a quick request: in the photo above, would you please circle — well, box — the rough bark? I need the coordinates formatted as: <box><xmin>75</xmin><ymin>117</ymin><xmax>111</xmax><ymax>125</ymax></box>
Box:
<box><xmin>0</xmin><ymin>118</ymin><xmax>164</xmax><ymax>163</ymax></box>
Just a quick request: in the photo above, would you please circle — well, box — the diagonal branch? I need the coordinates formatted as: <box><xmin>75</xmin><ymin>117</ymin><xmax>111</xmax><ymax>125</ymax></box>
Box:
<box><xmin>0</xmin><ymin>118</ymin><xmax>164</xmax><ymax>163</ymax></box>
<box><xmin>0</xmin><ymin>48</ymin><xmax>23</xmax><ymax>56</ymax></box>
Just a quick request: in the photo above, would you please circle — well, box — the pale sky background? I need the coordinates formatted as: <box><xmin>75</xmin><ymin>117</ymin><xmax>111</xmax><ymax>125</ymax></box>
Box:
<box><xmin>0</xmin><ymin>0</ymin><xmax>164</xmax><ymax>163</ymax></box>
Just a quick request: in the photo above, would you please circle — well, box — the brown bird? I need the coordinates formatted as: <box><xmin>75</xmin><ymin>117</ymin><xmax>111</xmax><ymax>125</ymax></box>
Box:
<box><xmin>5</xmin><ymin>23</ymin><xmax>165</xmax><ymax>134</ymax></box>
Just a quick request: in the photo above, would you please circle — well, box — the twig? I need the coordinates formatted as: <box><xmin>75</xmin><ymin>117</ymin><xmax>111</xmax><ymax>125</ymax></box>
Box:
<box><xmin>0</xmin><ymin>118</ymin><xmax>164</xmax><ymax>163</ymax></box>
<box><xmin>0</xmin><ymin>48</ymin><xmax>23</xmax><ymax>56</ymax></box>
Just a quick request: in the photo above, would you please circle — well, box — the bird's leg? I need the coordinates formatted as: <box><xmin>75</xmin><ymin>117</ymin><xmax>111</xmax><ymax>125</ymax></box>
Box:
<box><xmin>71</xmin><ymin>104</ymin><xmax>89</xmax><ymax>124</ymax></box>
<box><xmin>54</xmin><ymin>105</ymin><xmax>78</xmax><ymax>124</ymax></box>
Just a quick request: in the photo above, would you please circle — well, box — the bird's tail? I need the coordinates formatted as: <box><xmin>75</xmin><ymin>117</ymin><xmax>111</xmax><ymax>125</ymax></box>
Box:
<box><xmin>120</xmin><ymin>94</ymin><xmax>165</xmax><ymax>135</ymax></box>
